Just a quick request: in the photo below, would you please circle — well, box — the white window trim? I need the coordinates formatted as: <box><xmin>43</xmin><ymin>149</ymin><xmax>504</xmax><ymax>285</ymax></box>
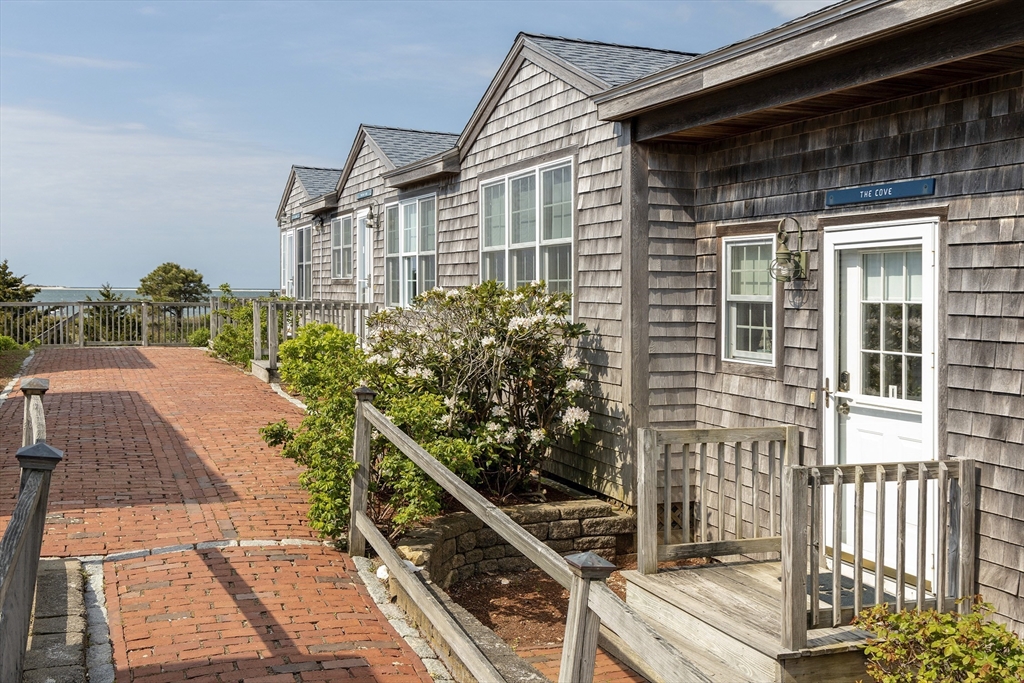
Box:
<box><xmin>478</xmin><ymin>157</ymin><xmax>574</xmax><ymax>294</ymax></box>
<box><xmin>331</xmin><ymin>215</ymin><xmax>354</xmax><ymax>280</ymax></box>
<box><xmin>385</xmin><ymin>193</ymin><xmax>437</xmax><ymax>307</ymax></box>
<box><xmin>721</xmin><ymin>234</ymin><xmax>777</xmax><ymax>366</ymax></box>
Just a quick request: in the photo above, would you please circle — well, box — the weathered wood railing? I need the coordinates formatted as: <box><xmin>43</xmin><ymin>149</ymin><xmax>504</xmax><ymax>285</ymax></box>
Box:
<box><xmin>0</xmin><ymin>301</ymin><xmax>210</xmax><ymax>346</ymax></box>
<box><xmin>0</xmin><ymin>378</ymin><xmax>65</xmax><ymax>679</ymax></box>
<box><xmin>250</xmin><ymin>300</ymin><xmax>374</xmax><ymax>371</ymax></box>
<box><xmin>781</xmin><ymin>459</ymin><xmax>977</xmax><ymax>650</ymax></box>
<box><xmin>637</xmin><ymin>425</ymin><xmax>800</xmax><ymax>574</ymax></box>
<box><xmin>351</xmin><ymin>389</ymin><xmax>711</xmax><ymax>683</ymax></box>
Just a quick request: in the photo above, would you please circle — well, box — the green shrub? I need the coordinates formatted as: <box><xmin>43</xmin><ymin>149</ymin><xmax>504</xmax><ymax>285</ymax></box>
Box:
<box><xmin>262</xmin><ymin>282</ymin><xmax>591</xmax><ymax>539</ymax></box>
<box><xmin>854</xmin><ymin>599</ymin><xmax>1024</xmax><ymax>683</ymax></box>
<box><xmin>210</xmin><ymin>285</ymin><xmax>257</xmax><ymax>366</ymax></box>
<box><xmin>189</xmin><ymin>327</ymin><xmax>211</xmax><ymax>347</ymax></box>
<box><xmin>0</xmin><ymin>335</ymin><xmax>21</xmax><ymax>352</ymax></box>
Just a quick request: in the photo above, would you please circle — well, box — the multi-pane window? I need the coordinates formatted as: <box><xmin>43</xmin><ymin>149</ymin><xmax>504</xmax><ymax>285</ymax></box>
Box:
<box><xmin>296</xmin><ymin>226</ymin><xmax>312</xmax><ymax>301</ymax></box>
<box><xmin>860</xmin><ymin>250</ymin><xmax>922</xmax><ymax>401</ymax></box>
<box><xmin>331</xmin><ymin>216</ymin><xmax>353</xmax><ymax>279</ymax></box>
<box><xmin>480</xmin><ymin>160</ymin><xmax>573</xmax><ymax>294</ymax></box>
<box><xmin>385</xmin><ymin>195</ymin><xmax>436</xmax><ymax>307</ymax></box>
<box><xmin>724</xmin><ymin>238</ymin><xmax>774</xmax><ymax>363</ymax></box>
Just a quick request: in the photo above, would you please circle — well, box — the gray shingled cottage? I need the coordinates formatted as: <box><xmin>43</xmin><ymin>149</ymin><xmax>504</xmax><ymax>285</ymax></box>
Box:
<box><xmin>276</xmin><ymin>0</ymin><xmax>1023</xmax><ymax>630</ymax></box>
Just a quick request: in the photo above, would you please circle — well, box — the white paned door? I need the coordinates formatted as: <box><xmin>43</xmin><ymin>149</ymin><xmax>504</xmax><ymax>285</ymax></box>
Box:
<box><xmin>357</xmin><ymin>210</ymin><xmax>372</xmax><ymax>304</ymax></box>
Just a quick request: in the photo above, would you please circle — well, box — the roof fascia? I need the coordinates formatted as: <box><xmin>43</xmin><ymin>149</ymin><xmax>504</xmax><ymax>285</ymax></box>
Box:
<box><xmin>362</xmin><ymin>130</ymin><xmax>398</xmax><ymax>172</ymax></box>
<box><xmin>595</xmin><ymin>0</ymin><xmax>983</xmax><ymax>120</ymax></box>
<box><xmin>275</xmin><ymin>167</ymin><xmax>303</xmax><ymax>222</ymax></box>
<box><xmin>335</xmin><ymin>128</ymin><xmax>368</xmax><ymax>195</ymax></box>
<box><xmin>457</xmin><ymin>35</ymin><xmax>530</xmax><ymax>162</ymax></box>
<box><xmin>384</xmin><ymin>148</ymin><xmax>461</xmax><ymax>188</ymax></box>
<box><xmin>520</xmin><ymin>43</ymin><xmax>608</xmax><ymax>96</ymax></box>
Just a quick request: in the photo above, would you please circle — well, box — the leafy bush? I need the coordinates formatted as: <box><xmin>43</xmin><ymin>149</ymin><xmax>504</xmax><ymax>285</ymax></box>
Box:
<box><xmin>189</xmin><ymin>327</ymin><xmax>211</xmax><ymax>347</ymax></box>
<box><xmin>0</xmin><ymin>335</ymin><xmax>22</xmax><ymax>352</ymax></box>
<box><xmin>854</xmin><ymin>599</ymin><xmax>1024</xmax><ymax>683</ymax></box>
<box><xmin>210</xmin><ymin>285</ymin><xmax>258</xmax><ymax>366</ymax></box>
<box><xmin>262</xmin><ymin>282</ymin><xmax>591</xmax><ymax>539</ymax></box>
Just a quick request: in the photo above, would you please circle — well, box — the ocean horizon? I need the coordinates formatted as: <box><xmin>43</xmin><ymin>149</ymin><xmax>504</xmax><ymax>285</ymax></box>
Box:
<box><xmin>31</xmin><ymin>287</ymin><xmax>277</xmax><ymax>302</ymax></box>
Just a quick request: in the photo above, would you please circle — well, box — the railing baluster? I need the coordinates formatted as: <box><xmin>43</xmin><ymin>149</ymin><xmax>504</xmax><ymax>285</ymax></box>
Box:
<box><xmin>680</xmin><ymin>444</ymin><xmax>690</xmax><ymax>543</ymax></box>
<box><xmin>810</xmin><ymin>467</ymin><xmax>821</xmax><ymax>628</ymax></box>
<box><xmin>936</xmin><ymin>461</ymin><xmax>948</xmax><ymax>612</ymax></box>
<box><xmin>831</xmin><ymin>468</ymin><xmax>843</xmax><ymax>626</ymax></box>
<box><xmin>752</xmin><ymin>441</ymin><xmax>761</xmax><ymax>539</ymax></box>
<box><xmin>916</xmin><ymin>462</ymin><xmax>928</xmax><ymax>611</ymax></box>
<box><xmin>734</xmin><ymin>442</ymin><xmax>742</xmax><ymax>540</ymax></box>
<box><xmin>896</xmin><ymin>464</ymin><xmax>907</xmax><ymax>611</ymax></box>
<box><xmin>854</xmin><ymin>466</ymin><xmax>864</xmax><ymax>618</ymax></box>
<box><xmin>699</xmin><ymin>443</ymin><xmax>708</xmax><ymax>543</ymax></box>
<box><xmin>874</xmin><ymin>465</ymin><xmax>886</xmax><ymax>610</ymax></box>
<box><xmin>769</xmin><ymin>441</ymin><xmax>777</xmax><ymax>537</ymax></box>
<box><xmin>717</xmin><ymin>442</ymin><xmax>725</xmax><ymax>542</ymax></box>
<box><xmin>662</xmin><ymin>444</ymin><xmax>672</xmax><ymax>545</ymax></box>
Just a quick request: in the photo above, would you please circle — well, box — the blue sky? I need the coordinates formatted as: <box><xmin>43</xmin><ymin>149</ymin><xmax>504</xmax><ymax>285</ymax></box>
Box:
<box><xmin>0</xmin><ymin>0</ymin><xmax>834</xmax><ymax>288</ymax></box>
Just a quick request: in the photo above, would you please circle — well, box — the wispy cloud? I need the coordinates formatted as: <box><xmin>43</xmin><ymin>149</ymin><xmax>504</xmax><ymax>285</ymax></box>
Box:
<box><xmin>0</xmin><ymin>106</ymin><xmax>306</xmax><ymax>286</ymax></box>
<box><xmin>755</xmin><ymin>0</ymin><xmax>839</xmax><ymax>20</ymax></box>
<box><xmin>4</xmin><ymin>49</ymin><xmax>142</xmax><ymax>70</ymax></box>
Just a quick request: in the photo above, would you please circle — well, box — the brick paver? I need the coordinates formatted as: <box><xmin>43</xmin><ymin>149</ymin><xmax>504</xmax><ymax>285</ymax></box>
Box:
<box><xmin>1</xmin><ymin>348</ymin><xmax>431</xmax><ymax>682</ymax></box>
<box><xmin>519</xmin><ymin>646</ymin><xmax>646</xmax><ymax>683</ymax></box>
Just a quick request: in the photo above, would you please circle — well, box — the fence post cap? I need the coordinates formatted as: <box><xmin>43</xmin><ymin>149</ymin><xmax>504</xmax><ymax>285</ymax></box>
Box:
<box><xmin>16</xmin><ymin>442</ymin><xmax>64</xmax><ymax>471</ymax></box>
<box><xmin>20</xmin><ymin>378</ymin><xmax>50</xmax><ymax>396</ymax></box>
<box><xmin>354</xmin><ymin>385</ymin><xmax>378</xmax><ymax>401</ymax></box>
<box><xmin>564</xmin><ymin>551</ymin><xmax>616</xmax><ymax>580</ymax></box>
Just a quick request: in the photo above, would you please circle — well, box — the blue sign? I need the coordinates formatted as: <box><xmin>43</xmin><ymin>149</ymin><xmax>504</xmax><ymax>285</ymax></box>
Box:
<box><xmin>356</xmin><ymin>188</ymin><xmax>373</xmax><ymax>200</ymax></box>
<box><xmin>826</xmin><ymin>178</ymin><xmax>935</xmax><ymax>207</ymax></box>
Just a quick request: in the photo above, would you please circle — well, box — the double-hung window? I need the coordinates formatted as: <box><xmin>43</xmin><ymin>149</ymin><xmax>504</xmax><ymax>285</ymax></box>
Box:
<box><xmin>385</xmin><ymin>194</ymin><xmax>436</xmax><ymax>307</ymax></box>
<box><xmin>480</xmin><ymin>159</ymin><xmax>573</xmax><ymax>294</ymax></box>
<box><xmin>331</xmin><ymin>215</ymin><xmax>353</xmax><ymax>279</ymax></box>
<box><xmin>723</xmin><ymin>237</ymin><xmax>774</xmax><ymax>364</ymax></box>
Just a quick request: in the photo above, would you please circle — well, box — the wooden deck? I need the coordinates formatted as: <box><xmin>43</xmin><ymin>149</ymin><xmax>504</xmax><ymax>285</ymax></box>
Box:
<box><xmin>624</xmin><ymin>560</ymin><xmax>871</xmax><ymax>683</ymax></box>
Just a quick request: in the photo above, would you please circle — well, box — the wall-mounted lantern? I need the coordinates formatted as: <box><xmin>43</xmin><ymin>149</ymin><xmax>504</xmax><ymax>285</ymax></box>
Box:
<box><xmin>769</xmin><ymin>216</ymin><xmax>808</xmax><ymax>282</ymax></box>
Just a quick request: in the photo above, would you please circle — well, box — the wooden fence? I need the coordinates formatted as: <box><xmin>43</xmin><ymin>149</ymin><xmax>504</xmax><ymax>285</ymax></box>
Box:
<box><xmin>248</xmin><ymin>300</ymin><xmax>375</xmax><ymax>371</ymax></box>
<box><xmin>780</xmin><ymin>459</ymin><xmax>977</xmax><ymax>649</ymax></box>
<box><xmin>636</xmin><ymin>425</ymin><xmax>800</xmax><ymax>574</ymax></box>
<box><xmin>0</xmin><ymin>378</ymin><xmax>65</xmax><ymax>679</ymax></box>
<box><xmin>350</xmin><ymin>389</ymin><xmax>711</xmax><ymax>683</ymax></box>
<box><xmin>0</xmin><ymin>301</ymin><xmax>209</xmax><ymax>347</ymax></box>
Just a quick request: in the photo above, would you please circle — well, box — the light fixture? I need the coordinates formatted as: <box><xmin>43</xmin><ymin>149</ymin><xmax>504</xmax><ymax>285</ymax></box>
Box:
<box><xmin>365</xmin><ymin>202</ymin><xmax>380</xmax><ymax>231</ymax></box>
<box><xmin>769</xmin><ymin>216</ymin><xmax>808</xmax><ymax>282</ymax></box>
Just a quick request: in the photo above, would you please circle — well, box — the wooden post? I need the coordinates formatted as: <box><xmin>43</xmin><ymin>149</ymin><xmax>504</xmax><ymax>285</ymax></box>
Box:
<box><xmin>267</xmin><ymin>303</ymin><xmax>279</xmax><ymax>371</ymax></box>
<box><xmin>209</xmin><ymin>296</ymin><xmax>217</xmax><ymax>340</ymax></box>
<box><xmin>0</xmin><ymin>441</ymin><xmax>64</xmax><ymax>681</ymax></box>
<box><xmin>77</xmin><ymin>305</ymin><xmax>85</xmax><ymax>347</ymax></box>
<box><xmin>958</xmin><ymin>458</ymin><xmax>977</xmax><ymax>611</ymax></box>
<box><xmin>783</xmin><ymin>424</ymin><xmax>800</xmax><ymax>466</ymax></box>
<box><xmin>141</xmin><ymin>303</ymin><xmax>149</xmax><ymax>347</ymax></box>
<box><xmin>781</xmin><ymin>465</ymin><xmax>808</xmax><ymax>650</ymax></box>
<box><xmin>637</xmin><ymin>428</ymin><xmax>658</xmax><ymax>575</ymax></box>
<box><xmin>252</xmin><ymin>302</ymin><xmax>262</xmax><ymax>360</ymax></box>
<box><xmin>348</xmin><ymin>385</ymin><xmax>377</xmax><ymax>557</ymax></box>
<box><xmin>20</xmin><ymin>378</ymin><xmax>49</xmax><ymax>448</ymax></box>
<box><xmin>559</xmin><ymin>551</ymin><xmax>616</xmax><ymax>683</ymax></box>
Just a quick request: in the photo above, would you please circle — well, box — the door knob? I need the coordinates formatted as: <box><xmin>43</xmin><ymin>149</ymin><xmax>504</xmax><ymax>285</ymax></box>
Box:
<box><xmin>837</xmin><ymin>402</ymin><xmax>850</xmax><ymax>416</ymax></box>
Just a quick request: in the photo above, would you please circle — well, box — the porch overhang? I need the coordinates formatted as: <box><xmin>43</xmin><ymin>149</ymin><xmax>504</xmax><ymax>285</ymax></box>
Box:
<box><xmin>594</xmin><ymin>0</ymin><xmax>1023</xmax><ymax>144</ymax></box>
<box><xmin>300</xmin><ymin>191</ymin><xmax>338</xmax><ymax>215</ymax></box>
<box><xmin>383</xmin><ymin>147</ymin><xmax>461</xmax><ymax>189</ymax></box>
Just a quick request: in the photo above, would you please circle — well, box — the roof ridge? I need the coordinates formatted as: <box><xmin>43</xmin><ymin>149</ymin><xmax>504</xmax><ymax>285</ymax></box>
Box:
<box><xmin>293</xmin><ymin>165</ymin><xmax>343</xmax><ymax>172</ymax></box>
<box><xmin>362</xmin><ymin>124</ymin><xmax>460</xmax><ymax>137</ymax></box>
<box><xmin>520</xmin><ymin>32</ymin><xmax>698</xmax><ymax>57</ymax></box>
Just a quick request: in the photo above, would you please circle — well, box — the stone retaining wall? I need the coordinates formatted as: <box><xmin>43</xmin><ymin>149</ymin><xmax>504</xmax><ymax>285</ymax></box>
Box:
<box><xmin>395</xmin><ymin>499</ymin><xmax>635</xmax><ymax>589</ymax></box>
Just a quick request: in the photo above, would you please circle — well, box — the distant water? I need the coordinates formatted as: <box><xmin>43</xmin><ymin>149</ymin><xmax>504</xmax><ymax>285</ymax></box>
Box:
<box><xmin>32</xmin><ymin>287</ymin><xmax>276</xmax><ymax>302</ymax></box>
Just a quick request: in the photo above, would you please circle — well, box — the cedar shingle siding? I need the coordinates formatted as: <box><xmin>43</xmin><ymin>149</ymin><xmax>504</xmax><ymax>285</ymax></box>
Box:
<box><xmin>647</xmin><ymin>70</ymin><xmax>1024</xmax><ymax>629</ymax></box>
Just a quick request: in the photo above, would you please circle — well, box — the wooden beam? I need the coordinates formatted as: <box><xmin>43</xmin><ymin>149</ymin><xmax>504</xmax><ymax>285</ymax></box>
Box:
<box><xmin>658</xmin><ymin>537</ymin><xmax>782</xmax><ymax>561</ymax></box>
<box><xmin>781</xmin><ymin>465</ymin><xmax>808</xmax><ymax>651</ymax></box>
<box><xmin>634</xmin><ymin>3</ymin><xmax>1024</xmax><ymax>141</ymax></box>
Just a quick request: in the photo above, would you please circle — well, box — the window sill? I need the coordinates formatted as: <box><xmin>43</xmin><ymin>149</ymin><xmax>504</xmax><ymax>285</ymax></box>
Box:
<box><xmin>720</xmin><ymin>358</ymin><xmax>778</xmax><ymax>380</ymax></box>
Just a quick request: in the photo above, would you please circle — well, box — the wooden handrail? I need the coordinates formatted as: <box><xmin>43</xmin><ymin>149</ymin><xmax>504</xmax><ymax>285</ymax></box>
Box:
<box><xmin>0</xmin><ymin>379</ymin><xmax>64</xmax><ymax>680</ymax></box>
<box><xmin>351</xmin><ymin>394</ymin><xmax>711</xmax><ymax>683</ymax></box>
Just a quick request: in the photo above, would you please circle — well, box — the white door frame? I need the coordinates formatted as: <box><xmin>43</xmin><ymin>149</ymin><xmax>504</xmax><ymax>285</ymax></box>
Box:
<box><xmin>822</xmin><ymin>217</ymin><xmax>939</xmax><ymax>467</ymax></box>
<box><xmin>356</xmin><ymin>209</ymin><xmax>372</xmax><ymax>304</ymax></box>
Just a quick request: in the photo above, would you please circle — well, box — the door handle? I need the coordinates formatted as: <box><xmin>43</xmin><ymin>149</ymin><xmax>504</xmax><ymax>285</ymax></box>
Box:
<box><xmin>823</xmin><ymin>378</ymin><xmax>834</xmax><ymax>408</ymax></box>
<box><xmin>837</xmin><ymin>402</ymin><xmax>851</xmax><ymax>416</ymax></box>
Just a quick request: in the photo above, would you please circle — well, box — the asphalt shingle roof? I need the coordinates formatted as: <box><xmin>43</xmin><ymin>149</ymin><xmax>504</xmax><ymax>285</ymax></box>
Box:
<box><xmin>293</xmin><ymin>166</ymin><xmax>343</xmax><ymax>198</ymax></box>
<box><xmin>524</xmin><ymin>34</ymin><xmax>697</xmax><ymax>88</ymax></box>
<box><xmin>363</xmin><ymin>126</ymin><xmax>460</xmax><ymax>167</ymax></box>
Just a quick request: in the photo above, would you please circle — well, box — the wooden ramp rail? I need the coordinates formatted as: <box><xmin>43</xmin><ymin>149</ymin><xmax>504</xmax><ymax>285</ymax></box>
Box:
<box><xmin>0</xmin><ymin>378</ymin><xmax>65</xmax><ymax>680</ymax></box>
<box><xmin>350</xmin><ymin>389</ymin><xmax>711</xmax><ymax>683</ymax></box>
<box><xmin>637</xmin><ymin>425</ymin><xmax>800</xmax><ymax>574</ymax></box>
<box><xmin>781</xmin><ymin>459</ymin><xmax>978</xmax><ymax>650</ymax></box>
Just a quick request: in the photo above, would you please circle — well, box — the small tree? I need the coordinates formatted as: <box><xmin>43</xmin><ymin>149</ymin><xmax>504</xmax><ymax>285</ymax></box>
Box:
<box><xmin>0</xmin><ymin>260</ymin><xmax>40</xmax><ymax>302</ymax></box>
<box><xmin>137</xmin><ymin>263</ymin><xmax>211</xmax><ymax>302</ymax></box>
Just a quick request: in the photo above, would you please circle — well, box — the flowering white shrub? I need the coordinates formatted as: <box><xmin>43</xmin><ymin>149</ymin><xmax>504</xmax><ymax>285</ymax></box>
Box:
<box><xmin>366</xmin><ymin>281</ymin><xmax>591</xmax><ymax>496</ymax></box>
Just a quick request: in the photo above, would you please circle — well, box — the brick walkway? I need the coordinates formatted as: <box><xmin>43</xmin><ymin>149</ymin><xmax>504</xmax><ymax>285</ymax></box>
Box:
<box><xmin>1</xmin><ymin>348</ymin><xmax>432</xmax><ymax>683</ymax></box>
